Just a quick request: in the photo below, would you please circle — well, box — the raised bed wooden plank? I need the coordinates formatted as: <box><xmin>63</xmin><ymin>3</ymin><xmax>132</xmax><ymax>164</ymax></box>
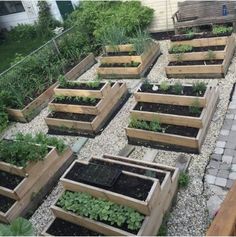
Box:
<box><xmin>6</xmin><ymin>82</ymin><xmax>58</xmax><ymax>123</ymax></box>
<box><xmin>206</xmin><ymin>181</ymin><xmax>236</xmax><ymax>236</ymax></box>
<box><xmin>54</xmin><ymin>82</ymin><xmax>111</xmax><ymax>98</ymax></box>
<box><xmin>134</xmin><ymin>84</ymin><xmax>211</xmax><ymax>107</ymax></box>
<box><xmin>65</xmin><ymin>53</ymin><xmax>96</xmax><ymax>81</ymax></box>
<box><xmin>0</xmin><ymin>148</ymin><xmax>73</xmax><ymax>223</ymax></box>
<box><xmin>60</xmin><ymin>160</ymin><xmax>161</xmax><ymax>215</ymax></box>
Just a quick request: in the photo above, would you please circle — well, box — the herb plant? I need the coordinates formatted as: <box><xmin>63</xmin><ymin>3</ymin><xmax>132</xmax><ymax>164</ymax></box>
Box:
<box><xmin>192</xmin><ymin>82</ymin><xmax>206</xmax><ymax>95</ymax></box>
<box><xmin>142</xmin><ymin>79</ymin><xmax>152</xmax><ymax>90</ymax></box>
<box><xmin>172</xmin><ymin>82</ymin><xmax>183</xmax><ymax>95</ymax></box>
<box><xmin>212</xmin><ymin>25</ymin><xmax>233</xmax><ymax>36</ymax></box>
<box><xmin>86</xmin><ymin>81</ymin><xmax>101</xmax><ymax>88</ymax></box>
<box><xmin>205</xmin><ymin>50</ymin><xmax>216</xmax><ymax>61</ymax></box>
<box><xmin>178</xmin><ymin>172</ymin><xmax>190</xmax><ymax>188</ymax></box>
<box><xmin>189</xmin><ymin>99</ymin><xmax>201</xmax><ymax>115</ymax></box>
<box><xmin>160</xmin><ymin>81</ymin><xmax>170</xmax><ymax>92</ymax></box>
<box><xmin>169</xmin><ymin>44</ymin><xmax>193</xmax><ymax>54</ymax></box>
<box><xmin>57</xmin><ymin>191</ymin><xmax>144</xmax><ymax>231</ymax></box>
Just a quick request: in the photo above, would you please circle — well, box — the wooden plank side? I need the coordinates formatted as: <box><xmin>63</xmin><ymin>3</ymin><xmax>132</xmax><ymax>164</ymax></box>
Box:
<box><xmin>223</xmin><ymin>35</ymin><xmax>235</xmax><ymax>75</ymax></box>
<box><xmin>101</xmin><ymin>55</ymin><xmax>142</xmax><ymax>64</ymax></box>
<box><xmin>0</xmin><ymin>186</ymin><xmax>18</xmax><ymax>200</ymax></box>
<box><xmin>126</xmin><ymin>127</ymin><xmax>198</xmax><ymax>149</ymax></box>
<box><xmin>207</xmin><ymin>181</ymin><xmax>236</xmax><ymax>236</ymax></box>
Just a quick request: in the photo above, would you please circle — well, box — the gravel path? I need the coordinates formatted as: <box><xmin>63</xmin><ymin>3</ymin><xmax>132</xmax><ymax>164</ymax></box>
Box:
<box><xmin>2</xmin><ymin>39</ymin><xmax>236</xmax><ymax>235</ymax></box>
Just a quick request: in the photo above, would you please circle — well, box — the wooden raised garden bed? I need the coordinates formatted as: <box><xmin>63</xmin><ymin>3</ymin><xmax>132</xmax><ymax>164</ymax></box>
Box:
<box><xmin>45</xmin><ymin>81</ymin><xmax>129</xmax><ymax>136</ymax></box>
<box><xmin>42</xmin><ymin>154</ymin><xmax>179</xmax><ymax>236</ymax></box>
<box><xmin>6</xmin><ymin>53</ymin><xmax>96</xmax><ymax>123</ymax></box>
<box><xmin>0</xmin><ymin>142</ymin><xmax>73</xmax><ymax>223</ymax></box>
<box><xmin>165</xmin><ymin>35</ymin><xmax>235</xmax><ymax>78</ymax></box>
<box><xmin>126</xmin><ymin>82</ymin><xmax>219</xmax><ymax>153</ymax></box>
<box><xmin>97</xmin><ymin>40</ymin><xmax>161</xmax><ymax>79</ymax></box>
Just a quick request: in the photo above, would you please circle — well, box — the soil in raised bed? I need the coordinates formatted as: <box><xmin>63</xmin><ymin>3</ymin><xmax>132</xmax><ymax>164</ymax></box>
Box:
<box><xmin>65</xmin><ymin>163</ymin><xmax>153</xmax><ymax>201</ymax></box>
<box><xmin>46</xmin><ymin>218</ymin><xmax>103</xmax><ymax>236</ymax></box>
<box><xmin>58</xmin><ymin>82</ymin><xmax>105</xmax><ymax>90</ymax></box>
<box><xmin>0</xmin><ymin>170</ymin><xmax>24</xmax><ymax>190</ymax></box>
<box><xmin>106</xmin><ymin>51</ymin><xmax>138</xmax><ymax>56</ymax></box>
<box><xmin>0</xmin><ymin>194</ymin><xmax>16</xmax><ymax>213</ymax></box>
<box><xmin>169</xmin><ymin>45</ymin><xmax>225</xmax><ymax>54</ymax></box>
<box><xmin>91</xmin><ymin>159</ymin><xmax>166</xmax><ymax>183</ymax></box>
<box><xmin>129</xmin><ymin>121</ymin><xmax>199</xmax><ymax>137</ymax></box>
<box><xmin>100</xmin><ymin>62</ymin><xmax>140</xmax><ymax>68</ymax></box>
<box><xmin>134</xmin><ymin>102</ymin><xmax>203</xmax><ymax>117</ymax></box>
<box><xmin>168</xmin><ymin>59</ymin><xmax>223</xmax><ymax>66</ymax></box>
<box><xmin>48</xmin><ymin>112</ymin><xmax>96</xmax><ymax>122</ymax></box>
<box><xmin>139</xmin><ymin>84</ymin><xmax>206</xmax><ymax>97</ymax></box>
<box><xmin>52</xmin><ymin>97</ymin><xmax>100</xmax><ymax>106</ymax></box>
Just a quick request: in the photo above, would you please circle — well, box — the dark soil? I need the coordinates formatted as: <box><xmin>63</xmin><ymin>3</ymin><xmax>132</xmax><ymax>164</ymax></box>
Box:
<box><xmin>58</xmin><ymin>82</ymin><xmax>105</xmax><ymax>90</ymax></box>
<box><xmin>100</xmin><ymin>62</ymin><xmax>140</xmax><ymax>68</ymax></box>
<box><xmin>68</xmin><ymin>163</ymin><xmax>121</xmax><ymax>188</ymax></box>
<box><xmin>48</xmin><ymin>112</ymin><xmax>96</xmax><ymax>122</ymax></box>
<box><xmin>130</xmin><ymin>121</ymin><xmax>199</xmax><ymax>137</ymax></box>
<box><xmin>169</xmin><ymin>59</ymin><xmax>223</xmax><ymax>66</ymax></box>
<box><xmin>46</xmin><ymin>218</ymin><xmax>103</xmax><ymax>236</ymax></box>
<box><xmin>169</xmin><ymin>45</ymin><xmax>225</xmax><ymax>54</ymax></box>
<box><xmin>0</xmin><ymin>194</ymin><xmax>15</xmax><ymax>213</ymax></box>
<box><xmin>52</xmin><ymin>97</ymin><xmax>100</xmax><ymax>106</ymax></box>
<box><xmin>106</xmin><ymin>51</ymin><xmax>138</xmax><ymax>56</ymax></box>
<box><xmin>65</xmin><ymin>165</ymin><xmax>153</xmax><ymax>201</ymax></box>
<box><xmin>91</xmin><ymin>159</ymin><xmax>166</xmax><ymax>183</ymax></box>
<box><xmin>134</xmin><ymin>102</ymin><xmax>202</xmax><ymax>117</ymax></box>
<box><xmin>0</xmin><ymin>170</ymin><xmax>24</xmax><ymax>190</ymax></box>
<box><xmin>139</xmin><ymin>84</ymin><xmax>206</xmax><ymax>97</ymax></box>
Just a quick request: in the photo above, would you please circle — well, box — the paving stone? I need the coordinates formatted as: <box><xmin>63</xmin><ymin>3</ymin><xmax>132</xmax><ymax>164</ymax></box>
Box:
<box><xmin>206</xmin><ymin>175</ymin><xmax>216</xmax><ymax>184</ymax></box>
<box><xmin>220</xmin><ymin>129</ymin><xmax>230</xmax><ymax>136</ymax></box>
<box><xmin>217</xmin><ymin>170</ymin><xmax>229</xmax><ymax>179</ymax></box>
<box><xmin>143</xmin><ymin>149</ymin><xmax>158</xmax><ymax>162</ymax></box>
<box><xmin>118</xmin><ymin>144</ymin><xmax>135</xmax><ymax>157</ymax></box>
<box><xmin>224</xmin><ymin>148</ymin><xmax>234</xmax><ymax>156</ymax></box>
<box><xmin>232</xmin><ymin>157</ymin><xmax>236</xmax><ymax>164</ymax></box>
<box><xmin>234</xmin><ymin>114</ymin><xmax>236</xmax><ymax>120</ymax></box>
<box><xmin>225</xmin><ymin>141</ymin><xmax>236</xmax><ymax>149</ymax></box>
<box><xmin>208</xmin><ymin>160</ymin><xmax>220</xmax><ymax>169</ymax></box>
<box><xmin>229</xmin><ymin>104</ymin><xmax>236</xmax><ymax>109</ymax></box>
<box><xmin>211</xmin><ymin>153</ymin><xmax>222</xmax><ymax>161</ymax></box>
<box><xmin>216</xmin><ymin>141</ymin><xmax>226</xmax><ymax>148</ymax></box>
<box><xmin>229</xmin><ymin>109</ymin><xmax>236</xmax><ymax>114</ymax></box>
<box><xmin>226</xmin><ymin>179</ymin><xmax>234</xmax><ymax>189</ymax></box>
<box><xmin>208</xmin><ymin>169</ymin><xmax>218</xmax><ymax>176</ymax></box>
<box><xmin>220</xmin><ymin>163</ymin><xmax>231</xmax><ymax>170</ymax></box>
<box><xmin>222</xmin><ymin>120</ymin><xmax>233</xmax><ymax>129</ymax></box>
<box><xmin>231</xmin><ymin>164</ymin><xmax>236</xmax><ymax>172</ymax></box>
<box><xmin>71</xmin><ymin>137</ymin><xmax>88</xmax><ymax>153</ymax></box>
<box><xmin>207</xmin><ymin>195</ymin><xmax>223</xmax><ymax>218</ymax></box>
<box><xmin>222</xmin><ymin>155</ymin><xmax>233</xmax><ymax>164</ymax></box>
<box><xmin>232</xmin><ymin>125</ymin><xmax>236</xmax><ymax>131</ymax></box>
<box><xmin>228</xmin><ymin>130</ymin><xmax>236</xmax><ymax>139</ymax></box>
<box><xmin>215</xmin><ymin>177</ymin><xmax>227</xmax><ymax>187</ymax></box>
<box><xmin>217</xmin><ymin>135</ymin><xmax>228</xmax><ymax>141</ymax></box>
<box><xmin>209</xmin><ymin>185</ymin><xmax>227</xmax><ymax>196</ymax></box>
<box><xmin>226</xmin><ymin>114</ymin><xmax>234</xmax><ymax>119</ymax></box>
<box><xmin>214</xmin><ymin>147</ymin><xmax>224</xmax><ymax>155</ymax></box>
<box><xmin>229</xmin><ymin>172</ymin><xmax>236</xmax><ymax>180</ymax></box>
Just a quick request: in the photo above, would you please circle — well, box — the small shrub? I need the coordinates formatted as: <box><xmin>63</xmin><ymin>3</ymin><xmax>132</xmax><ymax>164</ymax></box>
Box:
<box><xmin>172</xmin><ymin>82</ymin><xmax>183</xmax><ymax>95</ymax></box>
<box><xmin>169</xmin><ymin>44</ymin><xmax>193</xmax><ymax>54</ymax></box>
<box><xmin>160</xmin><ymin>81</ymin><xmax>170</xmax><ymax>92</ymax></box>
<box><xmin>192</xmin><ymin>82</ymin><xmax>207</xmax><ymax>95</ymax></box>
<box><xmin>189</xmin><ymin>99</ymin><xmax>201</xmax><ymax>115</ymax></box>
<box><xmin>142</xmin><ymin>79</ymin><xmax>152</xmax><ymax>90</ymax></box>
<box><xmin>7</xmin><ymin>24</ymin><xmax>37</xmax><ymax>41</ymax></box>
<box><xmin>178</xmin><ymin>172</ymin><xmax>190</xmax><ymax>188</ymax></box>
<box><xmin>87</xmin><ymin>81</ymin><xmax>100</xmax><ymax>88</ymax></box>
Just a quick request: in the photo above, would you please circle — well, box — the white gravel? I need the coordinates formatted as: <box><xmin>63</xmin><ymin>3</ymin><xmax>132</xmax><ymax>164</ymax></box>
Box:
<box><xmin>2</xmin><ymin>39</ymin><xmax>236</xmax><ymax>235</ymax></box>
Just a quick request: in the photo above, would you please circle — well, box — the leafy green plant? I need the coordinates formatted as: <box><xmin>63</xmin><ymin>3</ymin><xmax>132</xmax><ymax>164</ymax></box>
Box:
<box><xmin>205</xmin><ymin>50</ymin><xmax>216</xmax><ymax>61</ymax></box>
<box><xmin>86</xmin><ymin>81</ymin><xmax>100</xmax><ymax>88</ymax></box>
<box><xmin>172</xmin><ymin>82</ymin><xmax>183</xmax><ymax>95</ymax></box>
<box><xmin>169</xmin><ymin>44</ymin><xmax>193</xmax><ymax>54</ymax></box>
<box><xmin>142</xmin><ymin>79</ymin><xmax>152</xmax><ymax>90</ymax></box>
<box><xmin>212</xmin><ymin>25</ymin><xmax>233</xmax><ymax>36</ymax></box>
<box><xmin>160</xmin><ymin>81</ymin><xmax>170</xmax><ymax>92</ymax></box>
<box><xmin>0</xmin><ymin>217</ymin><xmax>34</xmax><ymax>236</ymax></box>
<box><xmin>7</xmin><ymin>24</ymin><xmax>37</xmax><ymax>41</ymax></box>
<box><xmin>178</xmin><ymin>172</ymin><xmax>190</xmax><ymax>188</ymax></box>
<box><xmin>192</xmin><ymin>81</ymin><xmax>206</xmax><ymax>95</ymax></box>
<box><xmin>10</xmin><ymin>53</ymin><xmax>25</xmax><ymax>66</ymax></box>
<box><xmin>189</xmin><ymin>99</ymin><xmax>201</xmax><ymax>115</ymax></box>
<box><xmin>57</xmin><ymin>191</ymin><xmax>144</xmax><ymax>231</ymax></box>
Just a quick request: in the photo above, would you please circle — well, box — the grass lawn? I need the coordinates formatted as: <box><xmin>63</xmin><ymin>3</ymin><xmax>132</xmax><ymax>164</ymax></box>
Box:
<box><xmin>0</xmin><ymin>37</ymin><xmax>49</xmax><ymax>73</ymax></box>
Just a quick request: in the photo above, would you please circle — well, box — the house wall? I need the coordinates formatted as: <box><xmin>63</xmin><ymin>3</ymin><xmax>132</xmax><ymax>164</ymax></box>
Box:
<box><xmin>0</xmin><ymin>0</ymin><xmax>79</xmax><ymax>30</ymax></box>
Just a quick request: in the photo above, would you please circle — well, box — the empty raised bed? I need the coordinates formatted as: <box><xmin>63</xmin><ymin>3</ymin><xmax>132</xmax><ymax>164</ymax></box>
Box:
<box><xmin>45</xmin><ymin>81</ymin><xmax>128</xmax><ymax>136</ymax></box>
<box><xmin>97</xmin><ymin>40</ymin><xmax>161</xmax><ymax>79</ymax></box>
<box><xmin>165</xmin><ymin>35</ymin><xmax>235</xmax><ymax>78</ymax></box>
<box><xmin>42</xmin><ymin>154</ymin><xmax>179</xmax><ymax>236</ymax></box>
<box><xmin>0</xmin><ymin>138</ymin><xmax>73</xmax><ymax>223</ymax></box>
<box><xmin>125</xmin><ymin>81</ymin><xmax>219</xmax><ymax>153</ymax></box>
<box><xmin>6</xmin><ymin>53</ymin><xmax>96</xmax><ymax>123</ymax></box>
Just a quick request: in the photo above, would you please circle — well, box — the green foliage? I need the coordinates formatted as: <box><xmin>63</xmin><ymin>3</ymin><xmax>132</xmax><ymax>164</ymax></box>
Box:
<box><xmin>142</xmin><ymin>79</ymin><xmax>152</xmax><ymax>90</ymax></box>
<box><xmin>57</xmin><ymin>191</ymin><xmax>144</xmax><ymax>231</ymax></box>
<box><xmin>160</xmin><ymin>81</ymin><xmax>170</xmax><ymax>91</ymax></box>
<box><xmin>15</xmin><ymin>132</ymin><xmax>66</xmax><ymax>154</ymax></box>
<box><xmin>192</xmin><ymin>82</ymin><xmax>206</xmax><ymax>95</ymax></box>
<box><xmin>10</xmin><ymin>53</ymin><xmax>25</xmax><ymax>66</ymax></box>
<box><xmin>205</xmin><ymin>50</ymin><xmax>216</xmax><ymax>61</ymax></box>
<box><xmin>58</xmin><ymin>75</ymin><xmax>69</xmax><ymax>88</ymax></box>
<box><xmin>0</xmin><ymin>217</ymin><xmax>34</xmax><ymax>236</ymax></box>
<box><xmin>189</xmin><ymin>99</ymin><xmax>201</xmax><ymax>115</ymax></box>
<box><xmin>212</xmin><ymin>25</ymin><xmax>233</xmax><ymax>36</ymax></box>
<box><xmin>172</xmin><ymin>82</ymin><xmax>183</xmax><ymax>95</ymax></box>
<box><xmin>86</xmin><ymin>81</ymin><xmax>100</xmax><ymax>88</ymax></box>
<box><xmin>169</xmin><ymin>44</ymin><xmax>193</xmax><ymax>54</ymax></box>
<box><xmin>0</xmin><ymin>92</ymin><xmax>8</xmax><ymax>133</ymax></box>
<box><xmin>7</xmin><ymin>24</ymin><xmax>37</xmax><ymax>41</ymax></box>
<box><xmin>157</xmin><ymin>224</ymin><xmax>168</xmax><ymax>236</ymax></box>
<box><xmin>178</xmin><ymin>172</ymin><xmax>190</xmax><ymax>188</ymax></box>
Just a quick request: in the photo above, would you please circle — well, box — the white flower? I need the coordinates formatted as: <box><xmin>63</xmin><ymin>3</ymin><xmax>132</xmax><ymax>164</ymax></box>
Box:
<box><xmin>152</xmin><ymin>85</ymin><xmax>159</xmax><ymax>91</ymax></box>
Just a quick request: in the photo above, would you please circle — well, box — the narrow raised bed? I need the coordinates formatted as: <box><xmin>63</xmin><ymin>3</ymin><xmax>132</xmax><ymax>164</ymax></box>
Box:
<box><xmin>60</xmin><ymin>160</ymin><xmax>161</xmax><ymax>216</ymax></box>
<box><xmin>45</xmin><ymin>82</ymin><xmax>128</xmax><ymax>136</ymax></box>
<box><xmin>165</xmin><ymin>35</ymin><xmax>235</xmax><ymax>78</ymax></box>
<box><xmin>97</xmin><ymin>41</ymin><xmax>161</xmax><ymax>79</ymax></box>
<box><xmin>6</xmin><ymin>53</ymin><xmax>96</xmax><ymax>123</ymax></box>
<box><xmin>0</xmin><ymin>147</ymin><xmax>73</xmax><ymax>223</ymax></box>
<box><xmin>126</xmin><ymin>86</ymin><xmax>219</xmax><ymax>153</ymax></box>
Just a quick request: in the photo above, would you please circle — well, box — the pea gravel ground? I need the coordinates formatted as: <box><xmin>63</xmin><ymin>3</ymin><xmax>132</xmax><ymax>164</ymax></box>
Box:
<box><xmin>2</xmin><ymin>39</ymin><xmax>236</xmax><ymax>235</ymax></box>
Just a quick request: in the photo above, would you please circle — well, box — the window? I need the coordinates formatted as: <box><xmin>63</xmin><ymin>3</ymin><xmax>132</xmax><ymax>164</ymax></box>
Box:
<box><xmin>0</xmin><ymin>1</ymin><xmax>25</xmax><ymax>16</ymax></box>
